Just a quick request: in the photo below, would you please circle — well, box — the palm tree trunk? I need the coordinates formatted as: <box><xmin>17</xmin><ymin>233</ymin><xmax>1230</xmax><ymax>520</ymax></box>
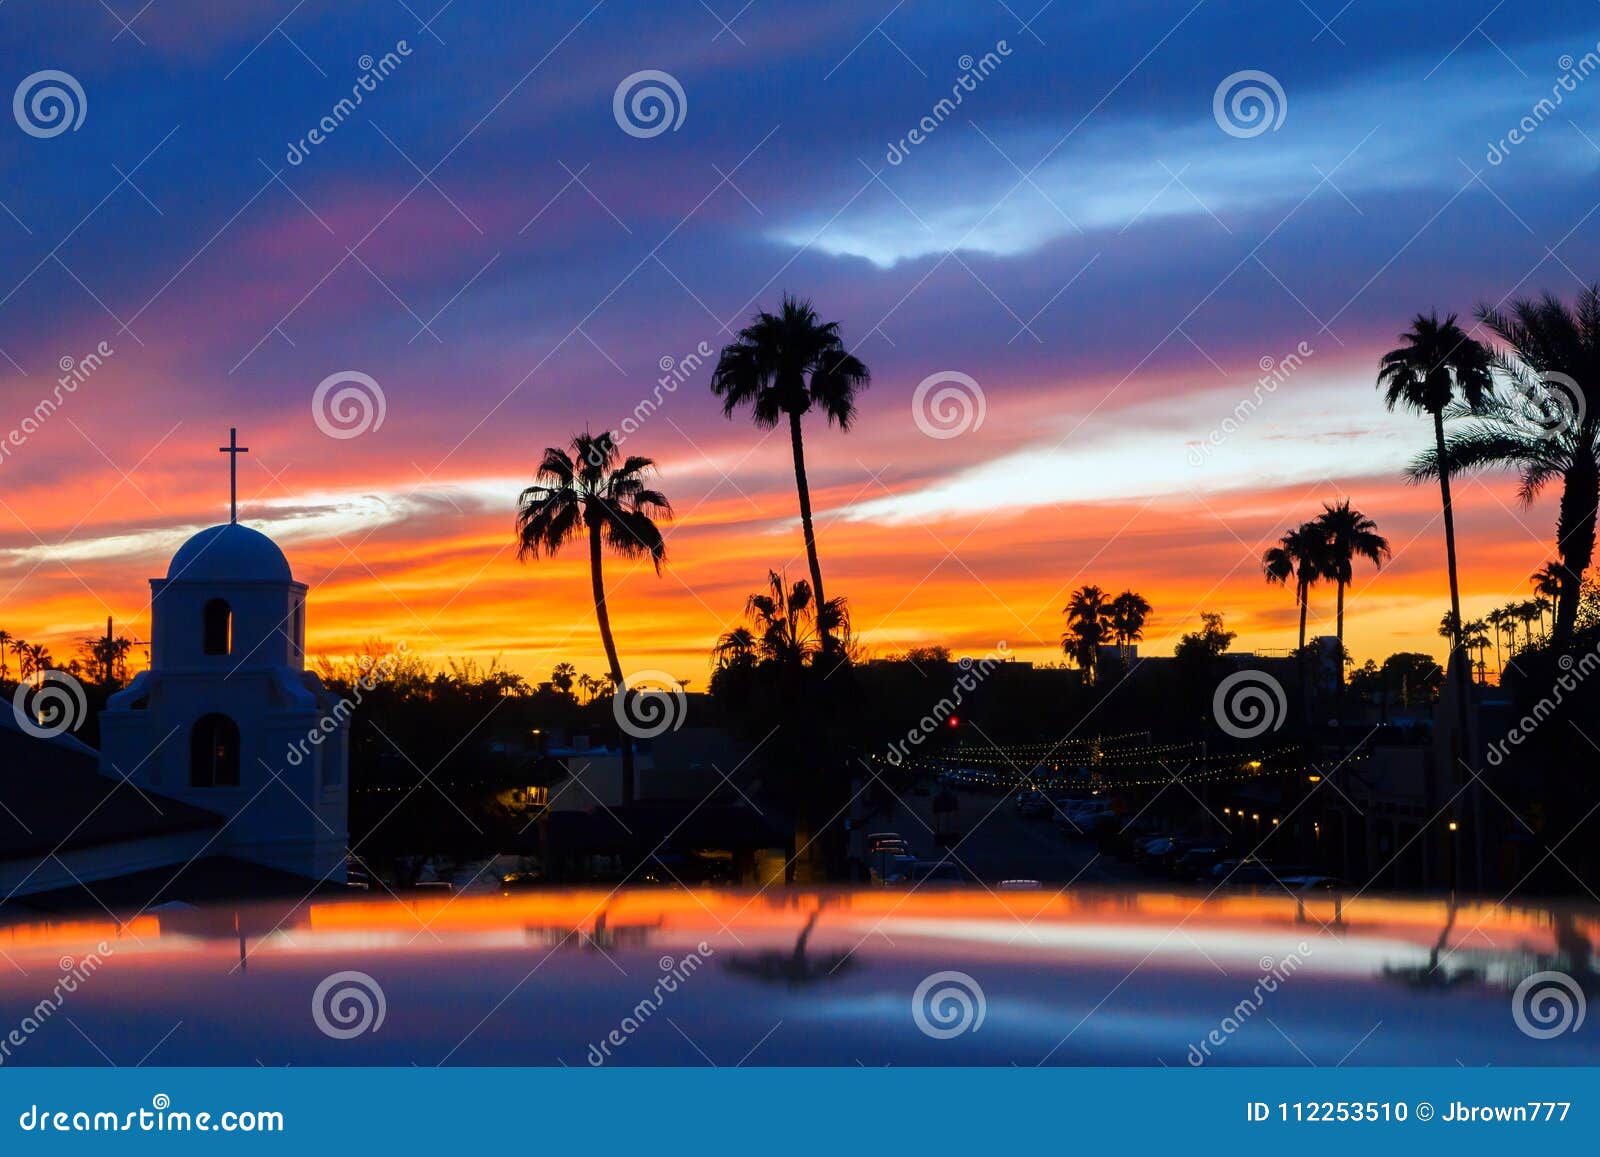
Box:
<box><xmin>1437</xmin><ymin>411</ymin><xmax>1482</xmax><ymax>892</ymax></box>
<box><xmin>1335</xmin><ymin>581</ymin><xmax>1345</xmax><ymax>680</ymax></box>
<box><xmin>1296</xmin><ymin>580</ymin><xmax>1308</xmax><ymax>651</ymax></box>
<box><xmin>589</xmin><ymin>520</ymin><xmax>634</xmax><ymax>808</ymax></box>
<box><xmin>1554</xmin><ymin>454</ymin><xmax>1599</xmax><ymax>646</ymax></box>
<box><xmin>1434</xmin><ymin>412</ymin><xmax>1468</xmax><ymax>668</ymax></box>
<box><xmin>788</xmin><ymin>409</ymin><xmax>830</xmax><ymax>653</ymax></box>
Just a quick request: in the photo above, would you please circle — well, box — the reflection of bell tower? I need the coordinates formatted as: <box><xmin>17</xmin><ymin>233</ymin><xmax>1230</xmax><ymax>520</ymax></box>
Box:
<box><xmin>99</xmin><ymin>430</ymin><xmax>348</xmax><ymax>881</ymax></box>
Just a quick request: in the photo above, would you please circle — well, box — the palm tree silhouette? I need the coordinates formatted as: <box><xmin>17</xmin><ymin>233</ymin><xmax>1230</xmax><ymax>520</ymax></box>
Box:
<box><xmin>550</xmin><ymin>662</ymin><xmax>577</xmax><ymax>696</ymax></box>
<box><xmin>1262</xmin><ymin>521</ymin><xmax>1327</xmax><ymax>652</ymax></box>
<box><xmin>9</xmin><ymin>637</ymin><xmax>27</xmax><ymax>681</ymax></box>
<box><xmin>0</xmin><ymin>629</ymin><xmax>11</xmax><ymax>683</ymax></box>
<box><xmin>711</xmin><ymin>625</ymin><xmax>758</xmax><ymax>673</ymax></box>
<box><xmin>711</xmin><ymin>295</ymin><xmax>870</xmax><ymax>655</ymax></box>
<box><xmin>740</xmin><ymin>570</ymin><xmax>848</xmax><ymax>669</ymax></box>
<box><xmin>1107</xmin><ymin>590</ymin><xmax>1151</xmax><ymax>661</ymax></box>
<box><xmin>1461</xmin><ymin>618</ymin><xmax>1491</xmax><ymax>684</ymax></box>
<box><xmin>1485</xmin><ymin>606</ymin><xmax>1511</xmax><ymax>675</ymax></box>
<box><xmin>1062</xmin><ymin>585</ymin><xmax>1108</xmax><ymax>684</ymax></box>
<box><xmin>1531</xmin><ymin>561</ymin><xmax>1563</xmax><ymax>638</ymax></box>
<box><xmin>1378</xmin><ymin>312</ymin><xmax>1492</xmax><ymax>665</ymax></box>
<box><xmin>1413</xmin><ymin>289</ymin><xmax>1600</xmax><ymax>646</ymax></box>
<box><xmin>1315</xmin><ymin>500</ymin><xmax>1391</xmax><ymax>683</ymax></box>
<box><xmin>516</xmin><ymin>430</ymin><xmax>672</xmax><ymax>806</ymax></box>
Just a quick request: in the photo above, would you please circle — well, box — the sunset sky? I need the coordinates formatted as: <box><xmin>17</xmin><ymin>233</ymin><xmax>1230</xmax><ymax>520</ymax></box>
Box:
<box><xmin>1</xmin><ymin>0</ymin><xmax>1596</xmax><ymax>683</ymax></box>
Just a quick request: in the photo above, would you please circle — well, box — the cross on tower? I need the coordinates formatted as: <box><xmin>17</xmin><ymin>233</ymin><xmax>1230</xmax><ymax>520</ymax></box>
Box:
<box><xmin>218</xmin><ymin>427</ymin><xmax>249</xmax><ymax>523</ymax></box>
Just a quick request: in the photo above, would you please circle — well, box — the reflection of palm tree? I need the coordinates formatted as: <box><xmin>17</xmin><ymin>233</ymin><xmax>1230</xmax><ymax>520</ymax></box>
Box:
<box><xmin>723</xmin><ymin>909</ymin><xmax>854</xmax><ymax>988</ymax></box>
<box><xmin>711</xmin><ymin>296</ymin><xmax>870</xmax><ymax>656</ymax></box>
<box><xmin>516</xmin><ymin>430</ymin><xmax>673</xmax><ymax>806</ymax></box>
<box><xmin>1379</xmin><ymin>898</ymin><xmax>1484</xmax><ymax>990</ymax></box>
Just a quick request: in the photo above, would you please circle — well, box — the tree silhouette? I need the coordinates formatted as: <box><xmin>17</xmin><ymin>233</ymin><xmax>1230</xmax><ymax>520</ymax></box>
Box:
<box><xmin>1262</xmin><ymin>521</ymin><xmax>1327</xmax><ymax>652</ymax></box>
<box><xmin>1062</xmin><ymin>585</ymin><xmax>1108</xmax><ymax>684</ymax></box>
<box><xmin>550</xmin><ymin>662</ymin><xmax>577</xmax><ymax>696</ymax></box>
<box><xmin>515</xmin><ymin>430</ymin><xmax>672</xmax><ymax>806</ymax></box>
<box><xmin>1378</xmin><ymin>312</ymin><xmax>1492</xmax><ymax>659</ymax></box>
<box><xmin>711</xmin><ymin>295</ymin><xmax>870</xmax><ymax>655</ymax></box>
<box><xmin>1107</xmin><ymin>590</ymin><xmax>1152</xmax><ymax>661</ymax></box>
<box><xmin>1315</xmin><ymin>500</ymin><xmax>1391</xmax><ymax>683</ymax></box>
<box><xmin>1413</xmin><ymin>288</ymin><xmax>1600</xmax><ymax>646</ymax></box>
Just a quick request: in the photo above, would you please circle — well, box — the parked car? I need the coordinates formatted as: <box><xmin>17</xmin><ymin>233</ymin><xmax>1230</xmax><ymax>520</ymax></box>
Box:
<box><xmin>1016</xmin><ymin>791</ymin><xmax>1051</xmax><ymax>818</ymax></box>
<box><xmin>1172</xmin><ymin>845</ymin><xmax>1226</xmax><ymax>880</ymax></box>
<box><xmin>1280</xmin><ymin>874</ymin><xmax>1344</xmax><ymax>893</ymax></box>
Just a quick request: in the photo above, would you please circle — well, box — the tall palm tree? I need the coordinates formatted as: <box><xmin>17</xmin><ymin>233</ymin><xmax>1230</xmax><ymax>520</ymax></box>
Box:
<box><xmin>9</xmin><ymin>637</ymin><xmax>27</xmax><ymax>680</ymax></box>
<box><xmin>1379</xmin><ymin>312</ymin><xmax>1493</xmax><ymax>661</ymax></box>
<box><xmin>1107</xmin><ymin>590</ymin><xmax>1152</xmax><ymax>661</ymax></box>
<box><xmin>1062</xmin><ymin>585</ymin><xmax>1108</xmax><ymax>684</ymax></box>
<box><xmin>0</xmin><ymin>629</ymin><xmax>11</xmax><ymax>682</ymax></box>
<box><xmin>711</xmin><ymin>295</ymin><xmax>870</xmax><ymax>654</ymax></box>
<box><xmin>1315</xmin><ymin>500</ymin><xmax>1391</xmax><ymax>682</ymax></box>
<box><xmin>1414</xmin><ymin>288</ymin><xmax>1600</xmax><ymax>646</ymax></box>
<box><xmin>26</xmin><ymin>644</ymin><xmax>50</xmax><ymax>680</ymax></box>
<box><xmin>516</xmin><ymin>430</ymin><xmax>672</xmax><ymax>807</ymax></box>
<box><xmin>1262</xmin><ymin>522</ymin><xmax>1327</xmax><ymax>652</ymax></box>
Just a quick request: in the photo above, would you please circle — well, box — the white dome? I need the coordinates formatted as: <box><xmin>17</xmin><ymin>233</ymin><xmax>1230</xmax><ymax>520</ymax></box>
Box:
<box><xmin>166</xmin><ymin>523</ymin><xmax>293</xmax><ymax>583</ymax></box>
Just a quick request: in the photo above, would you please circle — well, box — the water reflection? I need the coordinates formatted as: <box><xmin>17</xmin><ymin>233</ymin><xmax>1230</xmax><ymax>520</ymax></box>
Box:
<box><xmin>724</xmin><ymin>907</ymin><xmax>855</xmax><ymax>989</ymax></box>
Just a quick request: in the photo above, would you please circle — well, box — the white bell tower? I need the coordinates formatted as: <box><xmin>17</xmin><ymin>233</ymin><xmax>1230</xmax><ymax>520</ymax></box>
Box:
<box><xmin>99</xmin><ymin>430</ymin><xmax>348</xmax><ymax>882</ymax></box>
